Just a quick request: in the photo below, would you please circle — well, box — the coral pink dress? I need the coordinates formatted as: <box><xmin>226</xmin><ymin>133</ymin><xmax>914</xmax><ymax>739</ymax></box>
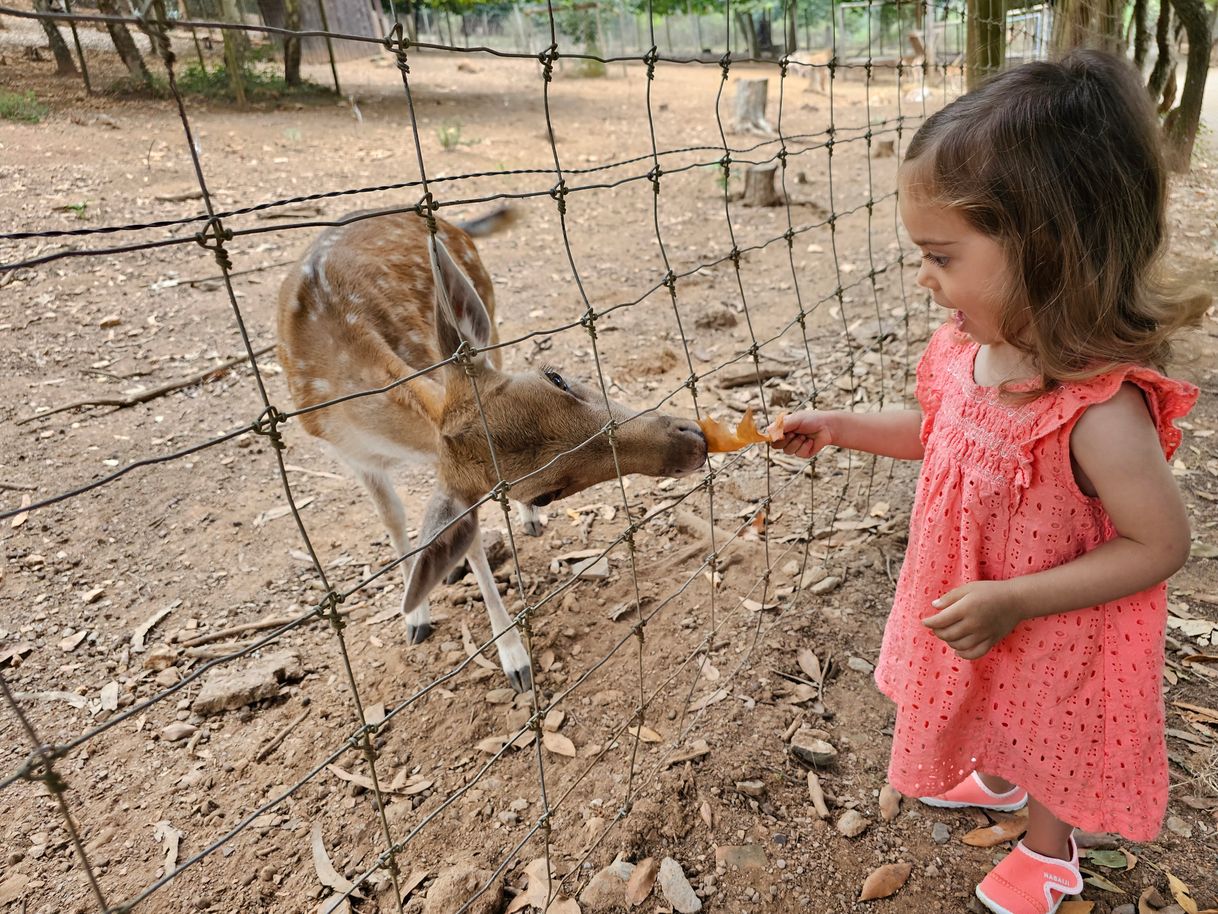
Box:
<box><xmin>874</xmin><ymin>324</ymin><xmax>1198</xmax><ymax>840</ymax></box>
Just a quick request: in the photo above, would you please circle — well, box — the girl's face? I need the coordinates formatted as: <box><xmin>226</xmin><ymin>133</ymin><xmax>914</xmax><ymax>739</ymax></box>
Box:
<box><xmin>898</xmin><ymin>184</ymin><xmax>1012</xmax><ymax>346</ymax></box>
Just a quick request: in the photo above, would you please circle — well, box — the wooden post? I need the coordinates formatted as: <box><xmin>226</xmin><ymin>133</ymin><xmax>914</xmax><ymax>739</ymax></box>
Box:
<box><xmin>180</xmin><ymin>0</ymin><xmax>208</xmax><ymax>73</ymax></box>
<box><xmin>742</xmin><ymin>163</ymin><xmax>782</xmax><ymax>207</ymax></box>
<box><xmin>733</xmin><ymin>77</ymin><xmax>774</xmax><ymax>134</ymax></box>
<box><xmin>316</xmin><ymin>0</ymin><xmax>341</xmax><ymax>96</ymax></box>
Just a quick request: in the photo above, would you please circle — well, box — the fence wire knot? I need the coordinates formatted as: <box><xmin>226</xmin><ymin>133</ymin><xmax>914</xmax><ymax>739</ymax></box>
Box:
<box><xmin>718</xmin><ymin>52</ymin><xmax>732</xmax><ymax>81</ymax></box>
<box><xmin>538</xmin><ymin>44</ymin><xmax>559</xmax><ymax>82</ymax></box>
<box><xmin>454</xmin><ymin>339</ymin><xmax>480</xmax><ymax>374</ymax></box>
<box><xmin>783</xmin><ymin>227</ymin><xmax>796</xmax><ymax>248</ymax></box>
<box><xmin>195</xmin><ymin>218</ymin><xmax>233</xmax><ymax>270</ymax></box>
<box><xmin>549</xmin><ymin>180</ymin><xmax>568</xmax><ymax>215</ymax></box>
<box><xmin>319</xmin><ymin>589</ymin><xmax>346</xmax><ymax>627</ymax></box>
<box><xmin>413</xmin><ymin>194</ymin><xmax>438</xmax><ymax>235</ymax></box>
<box><xmin>252</xmin><ymin>405</ymin><xmax>286</xmax><ymax>451</ymax></box>
<box><xmin>779</xmin><ymin>56</ymin><xmax>790</xmax><ymax>78</ymax></box>
<box><xmin>643</xmin><ymin>46</ymin><xmax>658</xmax><ymax>80</ymax></box>
<box><xmin>490</xmin><ymin>480</ymin><xmax>512</xmax><ymax>506</ymax></box>
<box><xmin>662</xmin><ymin>270</ymin><xmax>676</xmax><ymax>291</ymax></box>
<box><xmin>580</xmin><ymin>307</ymin><xmax>598</xmax><ymax>339</ymax></box>
<box><xmin>647</xmin><ymin>164</ymin><xmax>663</xmax><ymax>194</ymax></box>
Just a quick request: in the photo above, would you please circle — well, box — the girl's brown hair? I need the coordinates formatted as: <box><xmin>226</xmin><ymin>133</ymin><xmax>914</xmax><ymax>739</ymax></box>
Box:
<box><xmin>902</xmin><ymin>50</ymin><xmax>1209</xmax><ymax>392</ymax></box>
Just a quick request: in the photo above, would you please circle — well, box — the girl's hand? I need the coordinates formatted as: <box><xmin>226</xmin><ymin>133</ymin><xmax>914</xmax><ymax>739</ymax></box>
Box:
<box><xmin>770</xmin><ymin>410</ymin><xmax>836</xmax><ymax>458</ymax></box>
<box><xmin>922</xmin><ymin>581</ymin><xmax>1024</xmax><ymax>660</ymax></box>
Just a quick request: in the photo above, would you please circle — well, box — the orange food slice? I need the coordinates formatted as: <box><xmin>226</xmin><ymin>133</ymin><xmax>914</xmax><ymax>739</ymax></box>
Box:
<box><xmin>698</xmin><ymin>408</ymin><xmax>787</xmax><ymax>453</ymax></box>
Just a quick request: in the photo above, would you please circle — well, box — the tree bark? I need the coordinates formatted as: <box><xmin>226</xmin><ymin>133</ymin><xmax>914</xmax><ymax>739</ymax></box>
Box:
<box><xmin>33</xmin><ymin>0</ymin><xmax>77</xmax><ymax>75</ymax></box>
<box><xmin>785</xmin><ymin>1</ymin><xmax>797</xmax><ymax>53</ymax></box>
<box><xmin>733</xmin><ymin>9</ymin><xmax>758</xmax><ymax>58</ymax></box>
<box><xmin>1163</xmin><ymin>0</ymin><xmax>1211</xmax><ymax>171</ymax></box>
<box><xmin>1132</xmin><ymin>0</ymin><xmax>1151</xmax><ymax>69</ymax></box>
<box><xmin>283</xmin><ymin>0</ymin><xmax>301</xmax><ymax>86</ymax></box>
<box><xmin>967</xmin><ymin>0</ymin><xmax>1005</xmax><ymax>90</ymax></box>
<box><xmin>220</xmin><ymin>0</ymin><xmax>247</xmax><ymax>104</ymax></box>
<box><xmin>733</xmin><ymin>78</ymin><xmax>774</xmax><ymax>134</ymax></box>
<box><xmin>96</xmin><ymin>0</ymin><xmax>152</xmax><ymax>84</ymax></box>
<box><xmin>742</xmin><ymin>163</ymin><xmax>782</xmax><ymax>207</ymax></box>
<box><xmin>1146</xmin><ymin>0</ymin><xmax>1174</xmax><ymax>101</ymax></box>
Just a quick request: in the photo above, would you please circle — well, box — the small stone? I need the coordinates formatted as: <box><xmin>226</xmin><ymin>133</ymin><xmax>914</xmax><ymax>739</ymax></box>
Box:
<box><xmin>878</xmin><ymin>784</ymin><xmax>901</xmax><ymax>821</ymax></box>
<box><xmin>485</xmin><ymin>689</ymin><xmax>515</xmax><ymax>705</ymax></box>
<box><xmin>808</xmin><ymin>575</ymin><xmax>842</xmax><ymax>595</ymax></box>
<box><xmin>543</xmin><ymin>708</ymin><xmax>565</xmax><ymax>731</ymax></box>
<box><xmin>1165</xmin><ymin>815</ymin><xmax>1192</xmax><ymax>838</ymax></box>
<box><xmin>423</xmin><ymin>861</ymin><xmax>502</xmax><ymax>914</ymax></box>
<box><xmin>931</xmin><ymin>822</ymin><xmax>950</xmax><ymax>844</ymax></box>
<box><xmin>143</xmin><ymin>645</ymin><xmax>178</xmax><ymax>671</ymax></box>
<box><xmin>509</xmin><ymin>798</ymin><xmax>528</xmax><ymax>812</ymax></box>
<box><xmin>789</xmin><ymin>726</ymin><xmax>838</xmax><ymax>766</ymax></box>
<box><xmin>99</xmin><ymin>681</ymin><xmax>120</xmax><ymax>712</ymax></box>
<box><xmin>579</xmin><ymin>858</ymin><xmax>634</xmax><ymax>911</ymax></box>
<box><xmin>846</xmin><ymin>656</ymin><xmax>874</xmax><ymax>674</ymax></box>
<box><xmin>1110</xmin><ymin>906</ymin><xmax>1136</xmax><ymax>914</ymax></box>
<box><xmin>735</xmin><ymin>779</ymin><xmax>765</xmax><ymax>798</ymax></box>
<box><xmin>162</xmin><ymin>722</ymin><xmax>197</xmax><ymax>742</ymax></box>
<box><xmin>924</xmin><ymin>864</ymin><xmax>939</xmax><ymax>877</ymax></box>
<box><xmin>658</xmin><ymin>858</ymin><xmax>701</xmax><ymax>914</ymax></box>
<box><xmin>836</xmin><ymin>809</ymin><xmax>869</xmax><ymax>838</ymax></box>
<box><xmin>713</xmin><ymin>845</ymin><xmax>767</xmax><ymax>870</ymax></box>
<box><xmin>496</xmin><ymin>811</ymin><xmax>519</xmax><ymax>825</ymax></box>
<box><xmin>99</xmin><ymin>315</ymin><xmax>121</xmax><ymax>328</ymax></box>
<box><xmin>193</xmin><ymin>650</ymin><xmax>304</xmax><ymax>715</ymax></box>
<box><xmin>155</xmin><ymin>667</ymin><xmax>180</xmax><ymax>687</ymax></box>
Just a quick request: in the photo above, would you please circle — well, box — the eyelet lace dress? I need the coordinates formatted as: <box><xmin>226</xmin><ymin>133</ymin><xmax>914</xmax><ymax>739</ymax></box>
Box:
<box><xmin>874</xmin><ymin>324</ymin><xmax>1198</xmax><ymax>840</ymax></box>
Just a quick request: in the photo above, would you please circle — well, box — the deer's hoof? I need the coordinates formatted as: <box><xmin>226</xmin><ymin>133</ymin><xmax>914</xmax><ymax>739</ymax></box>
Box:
<box><xmin>506</xmin><ymin>664</ymin><xmax>533</xmax><ymax>694</ymax></box>
<box><xmin>522</xmin><ymin>518</ymin><xmax>543</xmax><ymax>538</ymax></box>
<box><xmin>406</xmin><ymin>621</ymin><xmax>433</xmax><ymax>645</ymax></box>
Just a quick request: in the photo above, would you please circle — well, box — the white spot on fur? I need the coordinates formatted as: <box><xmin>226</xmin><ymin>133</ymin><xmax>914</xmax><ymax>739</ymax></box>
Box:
<box><xmin>345</xmin><ymin>312</ymin><xmax>360</xmax><ymax>324</ymax></box>
<box><xmin>309</xmin><ymin>378</ymin><xmax>332</xmax><ymax>396</ymax></box>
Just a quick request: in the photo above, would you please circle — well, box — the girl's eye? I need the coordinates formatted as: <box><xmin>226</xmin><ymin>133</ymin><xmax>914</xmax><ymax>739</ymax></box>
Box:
<box><xmin>544</xmin><ymin>368</ymin><xmax>570</xmax><ymax>392</ymax></box>
<box><xmin>922</xmin><ymin>252</ymin><xmax>949</xmax><ymax>268</ymax></box>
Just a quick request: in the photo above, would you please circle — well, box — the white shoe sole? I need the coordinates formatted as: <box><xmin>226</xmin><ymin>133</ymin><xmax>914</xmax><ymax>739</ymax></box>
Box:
<box><xmin>919</xmin><ymin>793</ymin><xmax>1029</xmax><ymax>812</ymax></box>
<box><xmin>976</xmin><ymin>884</ymin><xmax>1065</xmax><ymax>914</ymax></box>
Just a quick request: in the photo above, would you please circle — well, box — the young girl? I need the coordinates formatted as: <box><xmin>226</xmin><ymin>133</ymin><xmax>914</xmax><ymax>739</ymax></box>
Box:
<box><xmin>773</xmin><ymin>51</ymin><xmax>1207</xmax><ymax>914</ymax></box>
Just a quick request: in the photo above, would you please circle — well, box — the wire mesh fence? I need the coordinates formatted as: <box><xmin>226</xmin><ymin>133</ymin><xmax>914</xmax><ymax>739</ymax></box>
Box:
<box><xmin>0</xmin><ymin>2</ymin><xmax>1070</xmax><ymax>913</ymax></box>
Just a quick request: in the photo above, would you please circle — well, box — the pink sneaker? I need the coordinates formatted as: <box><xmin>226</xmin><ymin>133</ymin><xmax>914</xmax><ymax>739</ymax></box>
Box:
<box><xmin>918</xmin><ymin>772</ymin><xmax>1029</xmax><ymax>812</ymax></box>
<box><xmin>975</xmin><ymin>837</ymin><xmax>1084</xmax><ymax>914</ymax></box>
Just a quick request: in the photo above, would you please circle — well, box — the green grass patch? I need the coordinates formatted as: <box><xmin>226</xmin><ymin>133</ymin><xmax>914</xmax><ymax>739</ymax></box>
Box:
<box><xmin>0</xmin><ymin>90</ymin><xmax>49</xmax><ymax>123</ymax></box>
<box><xmin>175</xmin><ymin>62</ymin><xmax>329</xmax><ymax>101</ymax></box>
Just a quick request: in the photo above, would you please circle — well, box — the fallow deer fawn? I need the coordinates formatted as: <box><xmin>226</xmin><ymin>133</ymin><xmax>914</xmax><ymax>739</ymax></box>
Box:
<box><xmin>278</xmin><ymin>212</ymin><xmax>708</xmax><ymax>691</ymax></box>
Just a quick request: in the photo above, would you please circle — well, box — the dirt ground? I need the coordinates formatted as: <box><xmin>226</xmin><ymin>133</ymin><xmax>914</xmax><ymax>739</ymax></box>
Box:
<box><xmin>1</xmin><ymin>22</ymin><xmax>1217</xmax><ymax>914</ymax></box>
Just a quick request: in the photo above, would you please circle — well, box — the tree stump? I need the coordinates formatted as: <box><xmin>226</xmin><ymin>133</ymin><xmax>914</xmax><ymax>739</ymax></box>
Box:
<box><xmin>742</xmin><ymin>162</ymin><xmax>782</xmax><ymax>207</ymax></box>
<box><xmin>733</xmin><ymin>78</ymin><xmax>775</xmax><ymax>135</ymax></box>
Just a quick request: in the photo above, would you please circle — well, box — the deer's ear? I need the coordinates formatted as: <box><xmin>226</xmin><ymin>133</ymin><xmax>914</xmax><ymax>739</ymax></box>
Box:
<box><xmin>429</xmin><ymin>236</ymin><xmax>492</xmax><ymax>360</ymax></box>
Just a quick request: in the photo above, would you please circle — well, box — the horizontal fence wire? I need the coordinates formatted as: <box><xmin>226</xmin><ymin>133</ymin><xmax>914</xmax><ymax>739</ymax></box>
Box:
<box><xmin>0</xmin><ymin>0</ymin><xmax>1062</xmax><ymax>911</ymax></box>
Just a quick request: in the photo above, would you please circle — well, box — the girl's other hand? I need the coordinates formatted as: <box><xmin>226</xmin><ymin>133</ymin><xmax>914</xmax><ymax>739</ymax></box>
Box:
<box><xmin>922</xmin><ymin>581</ymin><xmax>1024</xmax><ymax>660</ymax></box>
<box><xmin>770</xmin><ymin>410</ymin><xmax>836</xmax><ymax>458</ymax></box>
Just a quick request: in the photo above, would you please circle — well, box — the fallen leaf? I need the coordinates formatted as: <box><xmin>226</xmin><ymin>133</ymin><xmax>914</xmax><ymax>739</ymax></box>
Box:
<box><xmin>506</xmin><ymin>858</ymin><xmax>580</xmax><ymax>914</ymax></box>
<box><xmin>10</xmin><ymin>494</ymin><xmax>31</xmax><ymax>529</ymax></box>
<box><xmin>698</xmin><ymin>408</ymin><xmax>784</xmax><ymax>452</ymax></box>
<box><xmin>699</xmin><ymin>801</ymin><xmax>714</xmax><ymax>828</ymax></box>
<box><xmin>1058</xmin><ymin>902</ymin><xmax>1094</xmax><ymax>914</ymax></box>
<box><xmin>153</xmin><ymin>821</ymin><xmax>182</xmax><ymax>877</ymax></box>
<box><xmin>1084</xmin><ymin>850</ymin><xmax>1127</xmax><ymax>869</ymax></box>
<box><xmin>255</xmin><ymin>496</ymin><xmax>314</xmax><ymax>527</ymax></box>
<box><xmin>687</xmin><ymin>687</ymin><xmax>728</xmax><ymax>712</ymax></box>
<box><xmin>542</xmin><ymin>731</ymin><xmax>576</xmax><ymax>758</ymax></box>
<box><xmin>311</xmin><ymin>820</ymin><xmax>358</xmax><ymax>895</ymax></box>
<box><xmin>1166</xmin><ymin>870</ymin><xmax>1198</xmax><ymax>914</ymax></box>
<box><xmin>475</xmin><ymin>735</ymin><xmax>510</xmax><ymax>754</ymax></box>
<box><xmin>961</xmin><ymin>815</ymin><xmax>1027</xmax><ymax>847</ymax></box>
<box><xmin>858</xmin><ymin>862</ymin><xmax>911</xmax><ymax>901</ymax></box>
<box><xmin>1139</xmin><ymin>887</ymin><xmax>1158</xmax><ymax>914</ymax></box>
<box><xmin>626</xmin><ymin>857</ymin><xmax>658</xmax><ymax>906</ymax></box>
<box><xmin>1080</xmin><ymin>868</ymin><xmax>1124</xmax><ymax>894</ymax></box>
<box><xmin>797</xmin><ymin>649</ymin><xmax>823</xmax><ymax>684</ymax></box>
<box><xmin>461</xmin><ymin>622</ymin><xmax>498</xmax><ymax>670</ymax></box>
<box><xmin>628</xmin><ymin>725</ymin><xmax>663</xmax><ymax>743</ymax></box>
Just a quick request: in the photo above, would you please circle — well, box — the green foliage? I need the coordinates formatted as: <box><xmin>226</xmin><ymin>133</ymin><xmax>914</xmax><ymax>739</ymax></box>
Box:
<box><xmin>437</xmin><ymin>121</ymin><xmax>479</xmax><ymax>149</ymax></box>
<box><xmin>61</xmin><ymin>202</ymin><xmax>89</xmax><ymax>219</ymax></box>
<box><xmin>0</xmin><ymin>90</ymin><xmax>48</xmax><ymax>123</ymax></box>
<box><xmin>174</xmin><ymin>62</ymin><xmax>329</xmax><ymax>100</ymax></box>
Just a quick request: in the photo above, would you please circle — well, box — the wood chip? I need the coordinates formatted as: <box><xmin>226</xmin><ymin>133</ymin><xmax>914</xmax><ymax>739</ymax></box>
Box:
<box><xmin>628</xmin><ymin>725</ymin><xmax>663</xmax><ymax>743</ymax></box>
<box><xmin>626</xmin><ymin>857</ymin><xmax>658</xmax><ymax>906</ymax></box>
<box><xmin>9</xmin><ymin>494</ymin><xmax>31</xmax><ymax>529</ymax></box>
<box><xmin>688</xmin><ymin>688</ymin><xmax>728</xmax><ymax>712</ymax></box>
<box><xmin>665</xmin><ymin>739</ymin><xmax>710</xmax><ymax>768</ymax></box>
<box><xmin>153</xmin><ymin>821</ymin><xmax>182</xmax><ymax>877</ymax></box>
<box><xmin>59</xmin><ymin>630</ymin><xmax>88</xmax><ymax>652</ymax></box>
<box><xmin>131</xmin><ymin>602</ymin><xmax>178</xmax><ymax>652</ymax></box>
<box><xmin>462</xmin><ymin>622</ymin><xmax>498</xmax><ymax>670</ymax></box>
<box><xmin>962</xmin><ymin>813</ymin><xmax>1028</xmax><ymax>847</ymax></box>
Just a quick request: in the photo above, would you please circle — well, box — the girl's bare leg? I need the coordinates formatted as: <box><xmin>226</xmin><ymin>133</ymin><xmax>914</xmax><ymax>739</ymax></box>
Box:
<box><xmin>1021</xmin><ymin>796</ymin><xmax>1075</xmax><ymax>860</ymax></box>
<box><xmin>977</xmin><ymin>772</ymin><xmax>1016</xmax><ymax>793</ymax></box>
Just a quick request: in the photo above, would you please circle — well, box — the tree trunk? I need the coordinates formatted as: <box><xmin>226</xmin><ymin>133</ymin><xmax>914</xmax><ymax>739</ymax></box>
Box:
<box><xmin>1146</xmin><ymin>1</ymin><xmax>1174</xmax><ymax>101</ymax></box>
<box><xmin>96</xmin><ymin>0</ymin><xmax>152</xmax><ymax>84</ymax></box>
<box><xmin>733</xmin><ymin>78</ymin><xmax>774</xmax><ymax>134</ymax></box>
<box><xmin>283</xmin><ymin>0</ymin><xmax>301</xmax><ymax>86</ymax></box>
<box><xmin>742</xmin><ymin>163</ymin><xmax>782</xmax><ymax>206</ymax></box>
<box><xmin>733</xmin><ymin>10</ymin><xmax>758</xmax><ymax>58</ymax></box>
<box><xmin>967</xmin><ymin>0</ymin><xmax>1005</xmax><ymax>90</ymax></box>
<box><xmin>1163</xmin><ymin>0</ymin><xmax>1210</xmax><ymax>171</ymax></box>
<box><xmin>220</xmin><ymin>0</ymin><xmax>247</xmax><ymax>104</ymax></box>
<box><xmin>785</xmin><ymin>1</ymin><xmax>797</xmax><ymax>53</ymax></box>
<box><xmin>33</xmin><ymin>0</ymin><xmax>77</xmax><ymax>75</ymax></box>
<box><xmin>1132</xmin><ymin>0</ymin><xmax>1151</xmax><ymax>70</ymax></box>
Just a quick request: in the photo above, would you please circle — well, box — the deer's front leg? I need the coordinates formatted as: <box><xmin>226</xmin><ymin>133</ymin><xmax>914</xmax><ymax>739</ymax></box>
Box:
<box><xmin>467</xmin><ymin>525</ymin><xmax>532</xmax><ymax>692</ymax></box>
<box><xmin>514</xmin><ymin>501</ymin><xmax>543</xmax><ymax>538</ymax></box>
<box><xmin>354</xmin><ymin>467</ymin><xmax>433</xmax><ymax>643</ymax></box>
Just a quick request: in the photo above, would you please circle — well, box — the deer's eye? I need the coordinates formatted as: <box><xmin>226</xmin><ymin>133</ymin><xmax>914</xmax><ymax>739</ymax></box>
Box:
<box><xmin>543</xmin><ymin>368</ymin><xmax>570</xmax><ymax>392</ymax></box>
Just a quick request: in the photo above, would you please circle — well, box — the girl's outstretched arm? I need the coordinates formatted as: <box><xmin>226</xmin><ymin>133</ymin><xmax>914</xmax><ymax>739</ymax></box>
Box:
<box><xmin>924</xmin><ymin>383</ymin><xmax>1192</xmax><ymax>659</ymax></box>
<box><xmin>772</xmin><ymin>409</ymin><xmax>925</xmax><ymax>460</ymax></box>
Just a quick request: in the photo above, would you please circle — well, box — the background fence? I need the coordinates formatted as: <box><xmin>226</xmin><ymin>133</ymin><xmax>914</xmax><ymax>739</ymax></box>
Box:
<box><xmin>2</xmin><ymin>2</ymin><xmax>1200</xmax><ymax>914</ymax></box>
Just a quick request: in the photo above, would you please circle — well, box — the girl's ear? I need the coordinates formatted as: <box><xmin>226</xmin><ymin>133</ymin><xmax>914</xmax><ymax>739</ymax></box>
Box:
<box><xmin>429</xmin><ymin>236</ymin><xmax>491</xmax><ymax>360</ymax></box>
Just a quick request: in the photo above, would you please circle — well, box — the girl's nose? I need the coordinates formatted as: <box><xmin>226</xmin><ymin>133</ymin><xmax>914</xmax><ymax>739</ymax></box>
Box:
<box><xmin>915</xmin><ymin>261</ymin><xmax>937</xmax><ymax>291</ymax></box>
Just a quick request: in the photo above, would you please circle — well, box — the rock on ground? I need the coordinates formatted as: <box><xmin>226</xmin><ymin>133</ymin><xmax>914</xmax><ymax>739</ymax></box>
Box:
<box><xmin>423</xmin><ymin>862</ymin><xmax>502</xmax><ymax>914</ymax></box>
<box><xmin>658</xmin><ymin>858</ymin><xmax>701</xmax><ymax>914</ymax></box>
<box><xmin>578</xmin><ymin>858</ymin><xmax>635</xmax><ymax>911</ymax></box>
<box><xmin>192</xmin><ymin>649</ymin><xmax>304</xmax><ymax>715</ymax></box>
